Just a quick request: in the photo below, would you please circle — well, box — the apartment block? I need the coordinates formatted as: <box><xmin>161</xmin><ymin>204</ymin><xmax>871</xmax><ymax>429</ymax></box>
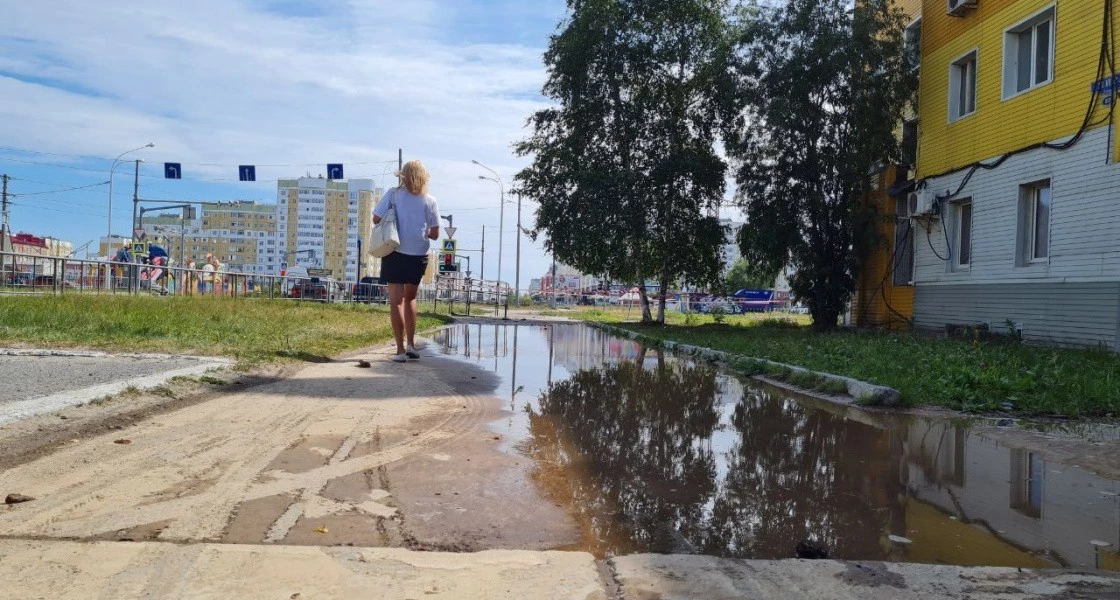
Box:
<box><xmin>277</xmin><ymin>177</ymin><xmax>380</xmax><ymax>282</ymax></box>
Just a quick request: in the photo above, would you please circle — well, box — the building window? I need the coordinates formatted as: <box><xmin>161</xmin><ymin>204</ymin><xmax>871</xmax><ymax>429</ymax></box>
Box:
<box><xmin>949</xmin><ymin>50</ymin><xmax>977</xmax><ymax>121</ymax></box>
<box><xmin>1017</xmin><ymin>180</ymin><xmax>1051</xmax><ymax>265</ymax></box>
<box><xmin>1004</xmin><ymin>7</ymin><xmax>1055</xmax><ymax>98</ymax></box>
<box><xmin>904</xmin><ymin>18</ymin><xmax>922</xmax><ymax>73</ymax></box>
<box><xmin>954</xmin><ymin>200</ymin><xmax>972</xmax><ymax>269</ymax></box>
<box><xmin>901</xmin><ymin>118</ymin><xmax>919</xmax><ymax>167</ymax></box>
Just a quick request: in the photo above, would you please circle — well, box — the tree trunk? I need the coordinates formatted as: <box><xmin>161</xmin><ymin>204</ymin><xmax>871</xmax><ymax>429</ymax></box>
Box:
<box><xmin>637</xmin><ymin>281</ymin><xmax>654</xmax><ymax>323</ymax></box>
<box><xmin>656</xmin><ymin>261</ymin><xmax>670</xmax><ymax>325</ymax></box>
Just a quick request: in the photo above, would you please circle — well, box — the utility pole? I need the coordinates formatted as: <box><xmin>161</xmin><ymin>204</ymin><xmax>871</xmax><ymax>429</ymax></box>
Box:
<box><xmin>514</xmin><ymin>191</ymin><xmax>522</xmax><ymax>307</ymax></box>
<box><xmin>1</xmin><ymin>174</ymin><xmax>9</xmax><ymax>281</ymax></box>
<box><xmin>480</xmin><ymin>225</ymin><xmax>486</xmax><ymax>282</ymax></box>
<box><xmin>130</xmin><ymin>160</ymin><xmax>142</xmax><ymax>294</ymax></box>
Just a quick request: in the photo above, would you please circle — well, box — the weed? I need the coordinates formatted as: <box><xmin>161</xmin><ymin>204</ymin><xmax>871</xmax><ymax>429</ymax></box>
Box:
<box><xmin>152</xmin><ymin>386</ymin><xmax>176</xmax><ymax>398</ymax></box>
<box><xmin>123</xmin><ymin>386</ymin><xmax>141</xmax><ymax>397</ymax></box>
<box><xmin>683</xmin><ymin>313</ymin><xmax>698</xmax><ymax>327</ymax></box>
<box><xmin>89</xmin><ymin>395</ymin><xmax>113</xmax><ymax>407</ymax></box>
<box><xmin>198</xmin><ymin>376</ymin><xmax>226</xmax><ymax>385</ymax></box>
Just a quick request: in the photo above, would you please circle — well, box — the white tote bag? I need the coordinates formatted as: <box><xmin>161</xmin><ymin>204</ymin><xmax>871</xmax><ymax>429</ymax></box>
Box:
<box><xmin>368</xmin><ymin>189</ymin><xmax>400</xmax><ymax>258</ymax></box>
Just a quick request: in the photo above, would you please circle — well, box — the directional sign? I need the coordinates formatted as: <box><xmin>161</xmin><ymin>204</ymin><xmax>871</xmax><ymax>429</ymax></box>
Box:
<box><xmin>327</xmin><ymin>163</ymin><xmax>344</xmax><ymax>180</ymax></box>
<box><xmin>444</xmin><ymin>226</ymin><xmax>457</xmax><ymax>239</ymax></box>
<box><xmin>438</xmin><ymin>262</ymin><xmax>460</xmax><ymax>273</ymax></box>
<box><xmin>239</xmin><ymin>165</ymin><xmax>256</xmax><ymax>182</ymax></box>
<box><xmin>164</xmin><ymin>163</ymin><xmax>182</xmax><ymax>179</ymax></box>
<box><xmin>441</xmin><ymin>239</ymin><xmax>457</xmax><ymax>256</ymax></box>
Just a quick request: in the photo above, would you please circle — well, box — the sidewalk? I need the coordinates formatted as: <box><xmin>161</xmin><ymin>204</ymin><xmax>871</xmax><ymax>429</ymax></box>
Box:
<box><xmin>0</xmin><ymin>338</ymin><xmax>1115</xmax><ymax>599</ymax></box>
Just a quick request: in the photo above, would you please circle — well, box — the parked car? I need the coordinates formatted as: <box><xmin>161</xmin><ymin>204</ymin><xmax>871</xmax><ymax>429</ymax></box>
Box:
<box><xmin>352</xmin><ymin>276</ymin><xmax>385</xmax><ymax>303</ymax></box>
<box><xmin>292</xmin><ymin>277</ymin><xmax>342</xmax><ymax>302</ymax></box>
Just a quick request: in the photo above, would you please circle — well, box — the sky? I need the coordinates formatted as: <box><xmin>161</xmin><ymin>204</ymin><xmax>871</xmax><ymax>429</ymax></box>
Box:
<box><xmin>0</xmin><ymin>0</ymin><xmax>573</xmax><ymax>285</ymax></box>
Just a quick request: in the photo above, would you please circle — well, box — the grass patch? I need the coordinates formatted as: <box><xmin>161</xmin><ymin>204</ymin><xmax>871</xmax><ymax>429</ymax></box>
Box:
<box><xmin>0</xmin><ymin>295</ymin><xmax>453</xmax><ymax>367</ymax></box>
<box><xmin>151</xmin><ymin>386</ymin><xmax>176</xmax><ymax>398</ymax></box>
<box><xmin>198</xmin><ymin>375</ymin><xmax>227</xmax><ymax>385</ymax></box>
<box><xmin>582</xmin><ymin>319</ymin><xmax>1120</xmax><ymax>417</ymax></box>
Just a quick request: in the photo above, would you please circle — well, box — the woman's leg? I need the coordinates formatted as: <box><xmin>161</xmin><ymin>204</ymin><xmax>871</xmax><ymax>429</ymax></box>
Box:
<box><xmin>388</xmin><ymin>283</ymin><xmax>407</xmax><ymax>355</ymax></box>
<box><xmin>404</xmin><ymin>284</ymin><xmax>419</xmax><ymax>348</ymax></box>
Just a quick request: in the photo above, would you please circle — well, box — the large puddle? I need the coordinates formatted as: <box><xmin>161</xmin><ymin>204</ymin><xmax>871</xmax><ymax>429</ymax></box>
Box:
<box><xmin>430</xmin><ymin>323</ymin><xmax>1120</xmax><ymax>571</ymax></box>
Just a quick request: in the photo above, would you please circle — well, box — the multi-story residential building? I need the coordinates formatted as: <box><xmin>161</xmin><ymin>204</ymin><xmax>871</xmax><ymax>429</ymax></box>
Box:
<box><xmin>95</xmin><ymin>235</ymin><xmax>132</xmax><ymax>259</ymax></box>
<box><xmin>859</xmin><ymin>0</ymin><xmax>1120</xmax><ymax>349</ymax></box>
<box><xmin>278</xmin><ymin>177</ymin><xmax>379</xmax><ymax>282</ymax></box>
<box><xmin>142</xmin><ymin>201</ymin><xmax>280</xmax><ymax>274</ymax></box>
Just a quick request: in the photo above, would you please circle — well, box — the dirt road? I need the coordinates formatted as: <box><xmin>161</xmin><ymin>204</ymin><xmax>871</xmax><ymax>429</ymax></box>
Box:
<box><xmin>0</xmin><ymin>333</ymin><xmax>1116</xmax><ymax>599</ymax></box>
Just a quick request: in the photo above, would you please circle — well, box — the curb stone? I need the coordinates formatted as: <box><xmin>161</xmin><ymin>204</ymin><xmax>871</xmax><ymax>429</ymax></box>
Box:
<box><xmin>588</xmin><ymin>322</ymin><xmax>902</xmax><ymax>407</ymax></box>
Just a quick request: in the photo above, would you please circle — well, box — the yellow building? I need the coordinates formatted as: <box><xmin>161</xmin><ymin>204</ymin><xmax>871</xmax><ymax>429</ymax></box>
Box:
<box><xmin>854</xmin><ymin>0</ymin><xmax>921</xmax><ymax>329</ymax></box>
<box><xmin>905</xmin><ymin>0</ymin><xmax>1120</xmax><ymax>348</ymax></box>
<box><xmin>277</xmin><ymin>177</ymin><xmax>379</xmax><ymax>283</ymax></box>
<box><xmin>141</xmin><ymin>201</ymin><xmax>278</xmax><ymax>273</ymax></box>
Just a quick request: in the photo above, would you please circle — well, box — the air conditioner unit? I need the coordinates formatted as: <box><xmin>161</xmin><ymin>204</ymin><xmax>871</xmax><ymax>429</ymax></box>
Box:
<box><xmin>907</xmin><ymin>189</ymin><xmax>936</xmax><ymax>217</ymax></box>
<box><xmin>948</xmin><ymin>0</ymin><xmax>978</xmax><ymax>17</ymax></box>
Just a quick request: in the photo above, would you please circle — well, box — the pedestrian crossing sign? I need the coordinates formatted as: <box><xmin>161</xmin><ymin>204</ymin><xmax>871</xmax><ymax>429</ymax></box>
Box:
<box><xmin>442</xmin><ymin>239</ymin><xmax>457</xmax><ymax>256</ymax></box>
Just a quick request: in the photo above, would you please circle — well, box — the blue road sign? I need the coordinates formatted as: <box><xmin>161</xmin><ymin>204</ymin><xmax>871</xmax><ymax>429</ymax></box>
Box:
<box><xmin>327</xmin><ymin>163</ymin><xmax>344</xmax><ymax>180</ymax></box>
<box><xmin>164</xmin><ymin>163</ymin><xmax>182</xmax><ymax>179</ymax></box>
<box><xmin>239</xmin><ymin>165</ymin><xmax>256</xmax><ymax>182</ymax></box>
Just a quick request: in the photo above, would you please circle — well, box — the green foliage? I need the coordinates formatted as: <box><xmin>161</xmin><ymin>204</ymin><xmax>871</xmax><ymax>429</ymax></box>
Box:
<box><xmin>723</xmin><ymin>0</ymin><xmax>917</xmax><ymax>331</ymax></box>
<box><xmin>709</xmin><ymin>303</ymin><xmax>728</xmax><ymax>324</ymax></box>
<box><xmin>587</xmin><ymin>319</ymin><xmax>1120</xmax><ymax>417</ymax></box>
<box><xmin>515</xmin><ymin>0</ymin><xmax>731</xmax><ymax>324</ymax></box>
<box><xmin>724</xmin><ymin>258</ymin><xmax>778</xmax><ymax>294</ymax></box>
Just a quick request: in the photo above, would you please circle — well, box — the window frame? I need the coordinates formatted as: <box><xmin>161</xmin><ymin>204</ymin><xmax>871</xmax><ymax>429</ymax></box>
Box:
<box><xmin>1027</xmin><ymin>181</ymin><xmax>1052</xmax><ymax>263</ymax></box>
<box><xmin>1002</xmin><ymin>5</ymin><xmax>1056</xmax><ymax>101</ymax></box>
<box><xmin>954</xmin><ymin>200</ymin><xmax>973</xmax><ymax>270</ymax></box>
<box><xmin>948</xmin><ymin>49</ymin><xmax>979</xmax><ymax>122</ymax></box>
<box><xmin>904</xmin><ymin>17</ymin><xmax>923</xmax><ymax>74</ymax></box>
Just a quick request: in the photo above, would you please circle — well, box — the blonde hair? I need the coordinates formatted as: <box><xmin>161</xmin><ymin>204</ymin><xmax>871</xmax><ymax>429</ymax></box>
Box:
<box><xmin>397</xmin><ymin>160</ymin><xmax>430</xmax><ymax>196</ymax></box>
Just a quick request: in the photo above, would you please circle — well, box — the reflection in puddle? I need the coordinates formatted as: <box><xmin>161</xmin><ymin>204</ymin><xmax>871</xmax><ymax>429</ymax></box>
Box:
<box><xmin>431</xmin><ymin>323</ymin><xmax>1120</xmax><ymax>570</ymax></box>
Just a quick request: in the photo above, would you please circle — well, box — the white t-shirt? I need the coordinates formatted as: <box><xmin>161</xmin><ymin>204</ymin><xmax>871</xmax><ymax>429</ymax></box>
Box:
<box><xmin>374</xmin><ymin>187</ymin><xmax>440</xmax><ymax>256</ymax></box>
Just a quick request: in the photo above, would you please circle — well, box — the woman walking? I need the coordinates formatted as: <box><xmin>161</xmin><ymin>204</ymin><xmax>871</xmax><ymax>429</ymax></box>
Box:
<box><xmin>372</xmin><ymin>160</ymin><xmax>440</xmax><ymax>362</ymax></box>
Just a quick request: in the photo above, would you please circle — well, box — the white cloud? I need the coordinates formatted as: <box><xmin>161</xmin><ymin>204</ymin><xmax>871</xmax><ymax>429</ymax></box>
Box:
<box><xmin>0</xmin><ymin>0</ymin><xmax>567</xmax><ymax>283</ymax></box>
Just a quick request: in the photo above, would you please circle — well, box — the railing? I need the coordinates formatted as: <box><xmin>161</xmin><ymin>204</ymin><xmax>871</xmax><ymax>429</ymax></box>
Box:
<box><xmin>433</xmin><ymin>274</ymin><xmax>511</xmax><ymax>318</ymax></box>
<box><xmin>0</xmin><ymin>250</ymin><xmax>398</xmax><ymax>304</ymax></box>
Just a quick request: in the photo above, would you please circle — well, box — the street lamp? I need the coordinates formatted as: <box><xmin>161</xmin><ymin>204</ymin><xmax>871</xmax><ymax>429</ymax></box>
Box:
<box><xmin>472</xmin><ymin>160</ymin><xmax>504</xmax><ymax>290</ymax></box>
<box><xmin>107</xmin><ymin>143</ymin><xmax>154</xmax><ymax>255</ymax></box>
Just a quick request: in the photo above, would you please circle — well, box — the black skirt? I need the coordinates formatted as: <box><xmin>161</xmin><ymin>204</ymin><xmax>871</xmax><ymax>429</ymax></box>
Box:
<box><xmin>380</xmin><ymin>251</ymin><xmax>428</xmax><ymax>285</ymax></box>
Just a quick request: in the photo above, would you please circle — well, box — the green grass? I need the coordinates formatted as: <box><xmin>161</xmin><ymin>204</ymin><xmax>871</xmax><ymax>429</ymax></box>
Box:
<box><xmin>584</xmin><ymin>318</ymin><xmax>1120</xmax><ymax>418</ymax></box>
<box><xmin>0</xmin><ymin>295</ymin><xmax>452</xmax><ymax>367</ymax></box>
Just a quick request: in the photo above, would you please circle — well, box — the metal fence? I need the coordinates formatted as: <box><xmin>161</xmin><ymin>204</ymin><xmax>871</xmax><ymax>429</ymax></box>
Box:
<box><xmin>0</xmin><ymin>250</ymin><xmax>531</xmax><ymax>313</ymax></box>
<box><xmin>0</xmin><ymin>250</ymin><xmax>398</xmax><ymax>303</ymax></box>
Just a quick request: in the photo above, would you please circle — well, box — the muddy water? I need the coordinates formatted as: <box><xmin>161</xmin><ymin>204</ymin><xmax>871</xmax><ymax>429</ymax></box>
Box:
<box><xmin>430</xmin><ymin>323</ymin><xmax>1120</xmax><ymax>571</ymax></box>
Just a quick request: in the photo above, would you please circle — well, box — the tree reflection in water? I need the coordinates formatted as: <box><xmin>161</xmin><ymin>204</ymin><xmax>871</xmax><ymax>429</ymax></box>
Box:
<box><xmin>527</xmin><ymin>355</ymin><xmax>905</xmax><ymax>560</ymax></box>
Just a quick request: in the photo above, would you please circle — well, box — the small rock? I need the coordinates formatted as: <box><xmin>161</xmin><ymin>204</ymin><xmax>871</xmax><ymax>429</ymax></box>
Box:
<box><xmin>59</xmin><ymin>415</ymin><xmax>68</xmax><ymax>420</ymax></box>
<box><xmin>997</xmin><ymin>418</ymin><xmax>1014</xmax><ymax>427</ymax></box>
<box><xmin>492</xmin><ymin>435</ymin><xmax>501</xmax><ymax>441</ymax></box>
<box><xmin>111</xmin><ymin>425</ymin><xmax>124</xmax><ymax>430</ymax></box>
<box><xmin>795</xmin><ymin>539</ymin><xmax>829</xmax><ymax>559</ymax></box>
<box><xmin>291</xmin><ymin>594</ymin><xmax>302</xmax><ymax>600</ymax></box>
<box><xmin>411</xmin><ymin>431</ymin><xmax>421</xmax><ymax>437</ymax></box>
<box><xmin>5</xmin><ymin>494</ymin><xmax>35</xmax><ymax>504</ymax></box>
<box><xmin>888</xmin><ymin>535</ymin><xmax>913</xmax><ymax>544</ymax></box>
<box><xmin>114</xmin><ymin>439</ymin><xmax>132</xmax><ymax>445</ymax></box>
<box><xmin>314</xmin><ymin>526</ymin><xmax>329</xmax><ymax>534</ymax></box>
<box><xmin>357</xmin><ymin>360</ymin><xmax>371</xmax><ymax>368</ymax></box>
<box><xmin>1000</xmin><ymin>401</ymin><xmax>1015</xmax><ymax>411</ymax></box>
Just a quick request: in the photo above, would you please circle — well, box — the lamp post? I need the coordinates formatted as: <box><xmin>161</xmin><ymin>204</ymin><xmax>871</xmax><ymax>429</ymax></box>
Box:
<box><xmin>471</xmin><ymin>160</ymin><xmax>504</xmax><ymax>288</ymax></box>
<box><xmin>107</xmin><ymin>143</ymin><xmax>153</xmax><ymax>255</ymax></box>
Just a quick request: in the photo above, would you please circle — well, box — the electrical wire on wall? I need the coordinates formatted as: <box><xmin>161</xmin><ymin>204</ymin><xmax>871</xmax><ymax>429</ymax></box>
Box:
<box><xmin>918</xmin><ymin>0</ymin><xmax>1117</xmax><ymax>266</ymax></box>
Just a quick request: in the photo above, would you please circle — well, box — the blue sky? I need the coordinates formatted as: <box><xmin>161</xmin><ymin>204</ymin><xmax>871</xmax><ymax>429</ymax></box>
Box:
<box><xmin>0</xmin><ymin>0</ymin><xmax>568</xmax><ymax>284</ymax></box>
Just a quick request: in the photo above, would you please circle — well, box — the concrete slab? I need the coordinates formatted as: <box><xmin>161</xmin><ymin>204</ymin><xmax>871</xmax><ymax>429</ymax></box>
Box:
<box><xmin>610</xmin><ymin>554</ymin><xmax>1120</xmax><ymax>600</ymax></box>
<box><xmin>0</xmin><ymin>539</ymin><xmax>608</xmax><ymax>600</ymax></box>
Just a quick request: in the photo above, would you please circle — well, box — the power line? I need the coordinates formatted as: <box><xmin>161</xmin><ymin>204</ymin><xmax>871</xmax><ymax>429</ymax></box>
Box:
<box><xmin>0</xmin><ymin>145</ymin><xmax>400</xmax><ymax>169</ymax></box>
<box><xmin>10</xmin><ymin>180</ymin><xmax>109</xmax><ymax>196</ymax></box>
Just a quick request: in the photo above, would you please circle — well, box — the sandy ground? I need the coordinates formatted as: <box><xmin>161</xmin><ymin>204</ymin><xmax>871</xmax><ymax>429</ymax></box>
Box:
<box><xmin>0</xmin><ymin>331</ymin><xmax>1116</xmax><ymax>599</ymax></box>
